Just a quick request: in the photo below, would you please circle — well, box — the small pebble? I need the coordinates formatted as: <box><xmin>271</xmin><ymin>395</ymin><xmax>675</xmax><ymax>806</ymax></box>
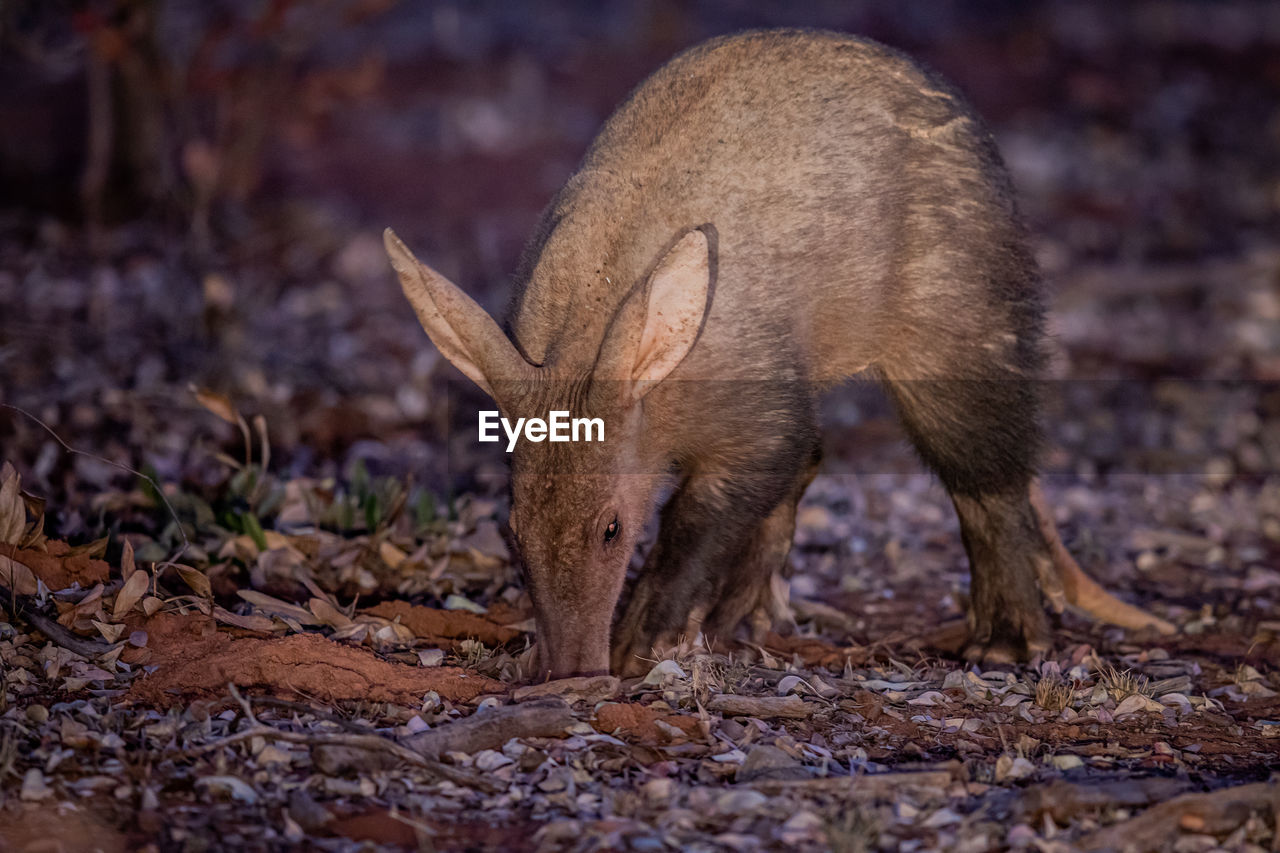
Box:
<box><xmin>714</xmin><ymin>789</ymin><xmax>767</xmax><ymax>814</ymax></box>
<box><xmin>20</xmin><ymin>769</ymin><xmax>52</xmax><ymax>801</ymax></box>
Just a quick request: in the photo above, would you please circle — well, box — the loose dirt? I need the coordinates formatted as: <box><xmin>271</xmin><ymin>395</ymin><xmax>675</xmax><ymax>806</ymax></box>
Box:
<box><xmin>361</xmin><ymin>600</ymin><xmax>521</xmax><ymax>647</ymax></box>
<box><xmin>3</xmin><ymin>540</ymin><xmax>111</xmax><ymax>591</ymax></box>
<box><xmin>125</xmin><ymin>611</ymin><xmax>503</xmax><ymax>708</ymax></box>
<box><xmin>594</xmin><ymin>702</ymin><xmax>702</xmax><ymax>744</ymax></box>
<box><xmin>0</xmin><ymin>802</ymin><xmax>128</xmax><ymax>853</ymax></box>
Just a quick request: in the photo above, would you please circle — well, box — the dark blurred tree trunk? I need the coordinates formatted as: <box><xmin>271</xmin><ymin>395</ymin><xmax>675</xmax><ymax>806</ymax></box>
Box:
<box><xmin>80</xmin><ymin>0</ymin><xmax>175</xmax><ymax>245</ymax></box>
<box><xmin>2</xmin><ymin>0</ymin><xmax>394</xmax><ymax>250</ymax></box>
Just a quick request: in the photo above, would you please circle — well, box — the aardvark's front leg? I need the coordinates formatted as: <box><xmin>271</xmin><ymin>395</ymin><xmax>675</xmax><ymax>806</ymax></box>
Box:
<box><xmin>611</xmin><ymin>468</ymin><xmax>796</xmax><ymax>676</ymax></box>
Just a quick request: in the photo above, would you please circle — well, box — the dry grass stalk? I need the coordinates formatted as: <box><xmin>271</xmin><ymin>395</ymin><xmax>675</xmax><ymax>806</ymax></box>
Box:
<box><xmin>1034</xmin><ymin>673</ymin><xmax>1074</xmax><ymax>712</ymax></box>
<box><xmin>1096</xmin><ymin>662</ymin><xmax>1152</xmax><ymax>700</ymax></box>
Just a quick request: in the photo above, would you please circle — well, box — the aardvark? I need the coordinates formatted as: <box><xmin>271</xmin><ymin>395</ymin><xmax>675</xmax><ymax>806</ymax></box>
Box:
<box><xmin>384</xmin><ymin>29</ymin><xmax>1174</xmax><ymax>678</ymax></box>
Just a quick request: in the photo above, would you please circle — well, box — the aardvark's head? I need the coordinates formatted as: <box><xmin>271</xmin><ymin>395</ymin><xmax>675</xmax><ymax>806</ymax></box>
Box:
<box><xmin>383</xmin><ymin>227</ymin><xmax>714</xmax><ymax>678</ymax></box>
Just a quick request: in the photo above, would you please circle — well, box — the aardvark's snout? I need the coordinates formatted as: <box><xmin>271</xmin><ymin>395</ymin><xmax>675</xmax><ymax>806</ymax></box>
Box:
<box><xmin>531</xmin><ymin>616</ymin><xmax>611</xmax><ymax>680</ymax></box>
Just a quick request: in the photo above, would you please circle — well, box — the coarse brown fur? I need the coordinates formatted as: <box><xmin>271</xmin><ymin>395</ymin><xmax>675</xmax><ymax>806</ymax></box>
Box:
<box><xmin>384</xmin><ymin>29</ymin><xmax>1171</xmax><ymax>679</ymax></box>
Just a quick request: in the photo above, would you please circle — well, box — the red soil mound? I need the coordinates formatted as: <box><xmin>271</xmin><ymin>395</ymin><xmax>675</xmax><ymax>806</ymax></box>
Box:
<box><xmin>362</xmin><ymin>600</ymin><xmax>521</xmax><ymax>647</ymax></box>
<box><xmin>0</xmin><ymin>803</ymin><xmax>127</xmax><ymax>853</ymax></box>
<box><xmin>2</xmin><ymin>540</ymin><xmax>111</xmax><ymax>591</ymax></box>
<box><xmin>594</xmin><ymin>702</ymin><xmax>701</xmax><ymax>744</ymax></box>
<box><xmin>125</xmin><ymin>611</ymin><xmax>504</xmax><ymax>708</ymax></box>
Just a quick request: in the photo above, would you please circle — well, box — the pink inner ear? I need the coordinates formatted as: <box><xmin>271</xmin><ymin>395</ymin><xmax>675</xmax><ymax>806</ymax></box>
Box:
<box><xmin>631</xmin><ymin>232</ymin><xmax>709</xmax><ymax>383</ymax></box>
<box><xmin>634</xmin><ymin>304</ymin><xmax>666</xmax><ymax>371</ymax></box>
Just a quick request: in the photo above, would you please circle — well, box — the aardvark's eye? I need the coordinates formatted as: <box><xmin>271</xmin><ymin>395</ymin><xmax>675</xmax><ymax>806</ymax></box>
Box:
<box><xmin>603</xmin><ymin>517</ymin><xmax>619</xmax><ymax>543</ymax></box>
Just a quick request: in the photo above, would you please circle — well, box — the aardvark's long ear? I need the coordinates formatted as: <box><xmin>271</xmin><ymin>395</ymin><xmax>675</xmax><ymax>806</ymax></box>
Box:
<box><xmin>594</xmin><ymin>225</ymin><xmax>715</xmax><ymax>404</ymax></box>
<box><xmin>384</xmin><ymin>228</ymin><xmax>534</xmax><ymax>400</ymax></box>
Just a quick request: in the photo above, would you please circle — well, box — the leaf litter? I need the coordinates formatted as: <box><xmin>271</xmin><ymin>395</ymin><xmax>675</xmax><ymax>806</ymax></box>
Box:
<box><xmin>2</xmin><ymin>439</ymin><xmax>1278</xmax><ymax>851</ymax></box>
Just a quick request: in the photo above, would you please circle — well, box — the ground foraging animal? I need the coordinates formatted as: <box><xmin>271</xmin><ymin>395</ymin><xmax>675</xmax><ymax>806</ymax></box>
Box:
<box><xmin>384</xmin><ymin>29</ymin><xmax>1174</xmax><ymax>679</ymax></box>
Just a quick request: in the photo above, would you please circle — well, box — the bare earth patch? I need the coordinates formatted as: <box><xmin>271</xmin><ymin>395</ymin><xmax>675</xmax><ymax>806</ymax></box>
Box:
<box><xmin>362</xmin><ymin>599</ymin><xmax>521</xmax><ymax>648</ymax></box>
<box><xmin>126</xmin><ymin>616</ymin><xmax>503</xmax><ymax>708</ymax></box>
<box><xmin>594</xmin><ymin>702</ymin><xmax>702</xmax><ymax>744</ymax></box>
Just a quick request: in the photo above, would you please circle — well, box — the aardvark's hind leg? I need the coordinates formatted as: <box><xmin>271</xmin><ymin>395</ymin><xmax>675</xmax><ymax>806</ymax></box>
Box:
<box><xmin>883</xmin><ymin>372</ymin><xmax>1052</xmax><ymax>663</ymax></box>
<box><xmin>949</xmin><ymin>486</ymin><xmax>1053</xmax><ymax>662</ymax></box>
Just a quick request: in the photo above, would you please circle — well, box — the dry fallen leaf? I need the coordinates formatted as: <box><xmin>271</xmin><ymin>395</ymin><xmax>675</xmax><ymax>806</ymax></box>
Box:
<box><xmin>379</xmin><ymin>541</ymin><xmax>408</xmax><ymax>570</ymax></box>
<box><xmin>221</xmin><ymin>531</ymin><xmax>304</xmax><ymax>561</ymax></box>
<box><xmin>0</xmin><ymin>462</ymin><xmax>26</xmax><ymax>545</ymax></box>
<box><xmin>252</xmin><ymin>414</ymin><xmax>271</xmax><ymax>473</ymax></box>
<box><xmin>190</xmin><ymin>386</ymin><xmax>244</xmax><ymax>428</ymax></box>
<box><xmin>238</xmin><ymin>590</ymin><xmax>319</xmax><ymax>624</ymax></box>
<box><xmin>308</xmin><ymin>597</ymin><xmax>354</xmax><ymax>629</ymax></box>
<box><xmin>176</xmin><ymin>565</ymin><xmax>213</xmax><ymax>599</ymax></box>
<box><xmin>120</xmin><ymin>539</ymin><xmax>136</xmax><ymax>582</ymax></box>
<box><xmin>112</xmin><ymin>569</ymin><xmax>150</xmax><ymax>620</ymax></box>
<box><xmin>91</xmin><ymin>619</ymin><xmax>125</xmax><ymax>644</ymax></box>
<box><xmin>191</xmin><ymin>385</ymin><xmax>253</xmax><ymax>466</ymax></box>
<box><xmin>212</xmin><ymin>605</ymin><xmax>276</xmax><ymax>632</ymax></box>
<box><xmin>0</xmin><ymin>553</ymin><xmax>39</xmax><ymax>595</ymax></box>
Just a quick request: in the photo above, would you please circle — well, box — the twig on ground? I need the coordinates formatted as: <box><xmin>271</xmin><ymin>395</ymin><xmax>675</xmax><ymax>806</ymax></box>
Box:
<box><xmin>237</xmin><ymin>695</ymin><xmax>377</xmax><ymax>734</ymax></box>
<box><xmin>178</xmin><ymin>726</ymin><xmax>502</xmax><ymax>793</ymax></box>
<box><xmin>1079</xmin><ymin>781</ymin><xmax>1280</xmax><ymax>852</ymax></box>
<box><xmin>1019</xmin><ymin>778</ymin><xmax>1192</xmax><ymax>824</ymax></box>
<box><xmin>228</xmin><ymin>683</ymin><xmax>260</xmax><ymax>726</ymax></box>
<box><xmin>402</xmin><ymin>698</ymin><xmax>576</xmax><ymax>759</ymax></box>
<box><xmin>706</xmin><ymin>693</ymin><xmax>812</xmax><ymax>719</ymax></box>
<box><xmin>0</xmin><ymin>586</ymin><xmax>113</xmax><ymax>659</ymax></box>
<box><xmin>790</xmin><ymin>597</ymin><xmax>861</xmax><ymax>635</ymax></box>
<box><xmin>511</xmin><ymin>675</ymin><xmax>619</xmax><ymax>704</ymax></box>
<box><xmin>748</xmin><ymin>763</ymin><xmax>961</xmax><ymax>797</ymax></box>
